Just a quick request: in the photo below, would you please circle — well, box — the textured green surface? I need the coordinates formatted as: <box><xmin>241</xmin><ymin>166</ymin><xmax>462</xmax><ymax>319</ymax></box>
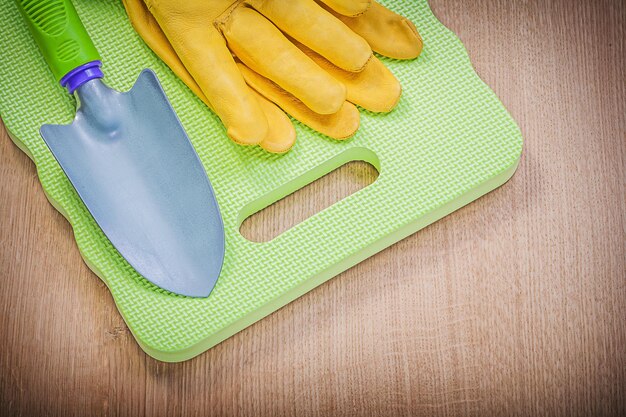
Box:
<box><xmin>0</xmin><ymin>0</ymin><xmax>522</xmax><ymax>361</ymax></box>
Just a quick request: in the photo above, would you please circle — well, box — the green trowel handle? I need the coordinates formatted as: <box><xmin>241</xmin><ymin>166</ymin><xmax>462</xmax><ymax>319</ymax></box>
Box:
<box><xmin>16</xmin><ymin>0</ymin><xmax>101</xmax><ymax>83</ymax></box>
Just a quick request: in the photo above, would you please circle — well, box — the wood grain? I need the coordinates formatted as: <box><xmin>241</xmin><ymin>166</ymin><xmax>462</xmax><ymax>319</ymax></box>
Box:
<box><xmin>1</xmin><ymin>1</ymin><xmax>624</xmax><ymax>416</ymax></box>
<box><xmin>240</xmin><ymin>161</ymin><xmax>379</xmax><ymax>242</ymax></box>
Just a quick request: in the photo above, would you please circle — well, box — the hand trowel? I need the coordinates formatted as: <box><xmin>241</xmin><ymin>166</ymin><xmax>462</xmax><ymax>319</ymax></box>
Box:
<box><xmin>16</xmin><ymin>0</ymin><xmax>225</xmax><ymax>297</ymax></box>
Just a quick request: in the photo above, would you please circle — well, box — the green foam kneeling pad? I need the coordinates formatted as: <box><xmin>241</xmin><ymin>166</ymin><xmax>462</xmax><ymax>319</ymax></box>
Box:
<box><xmin>0</xmin><ymin>0</ymin><xmax>522</xmax><ymax>361</ymax></box>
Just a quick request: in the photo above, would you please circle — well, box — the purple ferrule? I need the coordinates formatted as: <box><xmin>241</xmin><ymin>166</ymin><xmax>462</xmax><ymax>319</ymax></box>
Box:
<box><xmin>60</xmin><ymin>61</ymin><xmax>103</xmax><ymax>94</ymax></box>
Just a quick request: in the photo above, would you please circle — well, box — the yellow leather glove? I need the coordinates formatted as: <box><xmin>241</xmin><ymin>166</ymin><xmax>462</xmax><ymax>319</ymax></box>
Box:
<box><xmin>319</xmin><ymin>0</ymin><xmax>423</xmax><ymax>60</ymax></box>
<box><xmin>123</xmin><ymin>0</ymin><xmax>422</xmax><ymax>153</ymax></box>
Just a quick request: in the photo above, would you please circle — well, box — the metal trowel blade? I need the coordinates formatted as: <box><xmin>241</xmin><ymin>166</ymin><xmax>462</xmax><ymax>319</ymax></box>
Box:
<box><xmin>40</xmin><ymin>69</ymin><xmax>224</xmax><ymax>297</ymax></box>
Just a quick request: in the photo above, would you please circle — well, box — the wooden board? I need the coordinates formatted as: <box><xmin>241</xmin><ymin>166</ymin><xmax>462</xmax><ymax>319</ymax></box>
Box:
<box><xmin>0</xmin><ymin>0</ymin><xmax>624</xmax><ymax>415</ymax></box>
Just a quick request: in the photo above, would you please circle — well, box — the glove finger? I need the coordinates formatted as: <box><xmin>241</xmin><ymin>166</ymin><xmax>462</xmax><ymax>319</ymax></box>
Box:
<box><xmin>253</xmin><ymin>90</ymin><xmax>297</xmax><ymax>154</ymax></box>
<box><xmin>124</xmin><ymin>0</ymin><xmax>296</xmax><ymax>152</ymax></box>
<box><xmin>222</xmin><ymin>6</ymin><xmax>346</xmax><ymax>115</ymax></box>
<box><xmin>320</xmin><ymin>0</ymin><xmax>423</xmax><ymax>60</ymax></box>
<box><xmin>295</xmin><ymin>40</ymin><xmax>401</xmax><ymax>113</ymax></box>
<box><xmin>315</xmin><ymin>0</ymin><xmax>371</xmax><ymax>17</ymax></box>
<box><xmin>122</xmin><ymin>0</ymin><xmax>215</xmax><ymax>109</ymax></box>
<box><xmin>145</xmin><ymin>6</ymin><xmax>268</xmax><ymax>145</ymax></box>
<box><xmin>238</xmin><ymin>63</ymin><xmax>360</xmax><ymax>140</ymax></box>
<box><xmin>247</xmin><ymin>0</ymin><xmax>371</xmax><ymax>72</ymax></box>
